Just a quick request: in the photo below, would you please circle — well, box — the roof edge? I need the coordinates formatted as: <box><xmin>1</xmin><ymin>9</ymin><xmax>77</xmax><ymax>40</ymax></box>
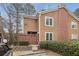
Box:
<box><xmin>39</xmin><ymin>8</ymin><xmax>58</xmax><ymax>14</ymax></box>
<box><xmin>24</xmin><ymin>16</ymin><xmax>38</xmax><ymax>19</ymax></box>
<box><xmin>39</xmin><ymin>6</ymin><xmax>79</xmax><ymax>21</ymax></box>
<box><xmin>64</xmin><ymin>7</ymin><xmax>79</xmax><ymax>21</ymax></box>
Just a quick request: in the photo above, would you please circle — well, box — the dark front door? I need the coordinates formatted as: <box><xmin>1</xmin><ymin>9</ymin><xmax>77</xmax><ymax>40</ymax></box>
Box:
<box><xmin>27</xmin><ymin>31</ymin><xmax>37</xmax><ymax>34</ymax></box>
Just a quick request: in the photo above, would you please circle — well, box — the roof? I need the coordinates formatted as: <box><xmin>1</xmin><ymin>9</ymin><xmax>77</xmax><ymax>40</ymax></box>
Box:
<box><xmin>65</xmin><ymin>7</ymin><xmax>79</xmax><ymax>21</ymax></box>
<box><xmin>24</xmin><ymin>15</ymin><xmax>38</xmax><ymax>20</ymax></box>
<box><xmin>24</xmin><ymin>5</ymin><xmax>79</xmax><ymax>21</ymax></box>
<box><xmin>39</xmin><ymin>6</ymin><xmax>79</xmax><ymax>21</ymax></box>
<box><xmin>39</xmin><ymin>8</ymin><xmax>58</xmax><ymax>14</ymax></box>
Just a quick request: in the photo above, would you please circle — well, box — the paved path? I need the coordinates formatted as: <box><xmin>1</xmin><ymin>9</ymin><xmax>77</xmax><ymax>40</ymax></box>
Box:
<box><xmin>12</xmin><ymin>46</ymin><xmax>61</xmax><ymax>56</ymax></box>
<box><xmin>13</xmin><ymin>50</ymin><xmax>61</xmax><ymax>56</ymax></box>
<box><xmin>44</xmin><ymin>50</ymin><xmax>61</xmax><ymax>56</ymax></box>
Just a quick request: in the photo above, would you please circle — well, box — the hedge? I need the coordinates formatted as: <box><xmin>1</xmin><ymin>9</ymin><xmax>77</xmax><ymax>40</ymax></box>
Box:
<box><xmin>40</xmin><ymin>40</ymin><xmax>79</xmax><ymax>56</ymax></box>
<box><xmin>13</xmin><ymin>41</ymin><xmax>29</xmax><ymax>46</ymax></box>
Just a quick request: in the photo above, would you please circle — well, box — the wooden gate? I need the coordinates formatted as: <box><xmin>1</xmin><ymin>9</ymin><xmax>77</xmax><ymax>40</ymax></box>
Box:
<box><xmin>18</xmin><ymin>34</ymin><xmax>39</xmax><ymax>44</ymax></box>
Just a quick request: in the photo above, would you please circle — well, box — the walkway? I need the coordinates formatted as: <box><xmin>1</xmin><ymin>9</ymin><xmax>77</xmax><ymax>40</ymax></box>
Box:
<box><xmin>12</xmin><ymin>46</ymin><xmax>61</xmax><ymax>56</ymax></box>
<box><xmin>13</xmin><ymin>50</ymin><xmax>61</xmax><ymax>56</ymax></box>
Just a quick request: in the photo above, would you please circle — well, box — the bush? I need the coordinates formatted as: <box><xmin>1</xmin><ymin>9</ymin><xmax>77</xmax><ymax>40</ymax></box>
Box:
<box><xmin>39</xmin><ymin>40</ymin><xmax>79</xmax><ymax>56</ymax></box>
<box><xmin>40</xmin><ymin>41</ymin><xmax>47</xmax><ymax>49</ymax></box>
<box><xmin>13</xmin><ymin>41</ymin><xmax>29</xmax><ymax>46</ymax></box>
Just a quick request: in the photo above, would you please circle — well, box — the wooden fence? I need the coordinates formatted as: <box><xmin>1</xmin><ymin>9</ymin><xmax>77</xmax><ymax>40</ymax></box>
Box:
<box><xmin>18</xmin><ymin>34</ymin><xmax>39</xmax><ymax>44</ymax></box>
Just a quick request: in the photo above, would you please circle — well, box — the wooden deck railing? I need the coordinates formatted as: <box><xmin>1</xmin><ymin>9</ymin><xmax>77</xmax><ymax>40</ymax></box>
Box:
<box><xmin>18</xmin><ymin>34</ymin><xmax>39</xmax><ymax>44</ymax></box>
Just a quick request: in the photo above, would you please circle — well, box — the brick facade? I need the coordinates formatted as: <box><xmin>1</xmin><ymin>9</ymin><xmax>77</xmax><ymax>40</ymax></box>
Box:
<box><xmin>23</xmin><ymin>5</ymin><xmax>79</xmax><ymax>43</ymax></box>
<box><xmin>24</xmin><ymin>16</ymin><xmax>39</xmax><ymax>34</ymax></box>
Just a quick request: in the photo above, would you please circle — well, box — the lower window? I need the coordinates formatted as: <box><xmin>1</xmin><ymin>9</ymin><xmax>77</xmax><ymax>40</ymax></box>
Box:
<box><xmin>71</xmin><ymin>33</ymin><xmax>78</xmax><ymax>39</ymax></box>
<box><xmin>45</xmin><ymin>32</ymin><xmax>54</xmax><ymax>40</ymax></box>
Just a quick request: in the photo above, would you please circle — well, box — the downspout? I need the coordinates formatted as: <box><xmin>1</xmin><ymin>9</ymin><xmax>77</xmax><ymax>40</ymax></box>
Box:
<box><xmin>22</xmin><ymin>16</ymin><xmax>24</xmax><ymax>33</ymax></box>
<box><xmin>58</xmin><ymin>6</ymin><xmax>60</xmax><ymax>40</ymax></box>
<box><xmin>38</xmin><ymin>12</ymin><xmax>41</xmax><ymax>44</ymax></box>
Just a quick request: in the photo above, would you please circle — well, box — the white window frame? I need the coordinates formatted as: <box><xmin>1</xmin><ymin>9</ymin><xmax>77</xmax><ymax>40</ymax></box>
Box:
<box><xmin>45</xmin><ymin>32</ymin><xmax>54</xmax><ymax>40</ymax></box>
<box><xmin>45</xmin><ymin>16</ymin><xmax>54</xmax><ymax>27</ymax></box>
<box><xmin>71</xmin><ymin>33</ymin><xmax>78</xmax><ymax>40</ymax></box>
<box><xmin>71</xmin><ymin>21</ymin><xmax>77</xmax><ymax>29</ymax></box>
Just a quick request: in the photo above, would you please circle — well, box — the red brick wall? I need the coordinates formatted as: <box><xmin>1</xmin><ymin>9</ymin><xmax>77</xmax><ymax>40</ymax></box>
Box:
<box><xmin>24</xmin><ymin>17</ymin><xmax>39</xmax><ymax>34</ymax></box>
<box><xmin>57</xmin><ymin>8</ymin><xmax>69</xmax><ymax>40</ymax></box>
<box><xmin>40</xmin><ymin>7</ymin><xmax>79</xmax><ymax>41</ymax></box>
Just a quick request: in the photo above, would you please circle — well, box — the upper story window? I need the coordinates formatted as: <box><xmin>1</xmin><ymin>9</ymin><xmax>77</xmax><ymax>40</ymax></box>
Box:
<box><xmin>71</xmin><ymin>21</ymin><xmax>77</xmax><ymax>29</ymax></box>
<box><xmin>45</xmin><ymin>16</ymin><xmax>54</xmax><ymax>26</ymax></box>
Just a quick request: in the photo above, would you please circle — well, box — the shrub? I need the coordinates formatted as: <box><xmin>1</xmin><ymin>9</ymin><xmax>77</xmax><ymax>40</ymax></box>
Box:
<box><xmin>13</xmin><ymin>41</ymin><xmax>29</xmax><ymax>46</ymax></box>
<box><xmin>39</xmin><ymin>41</ymin><xmax>47</xmax><ymax>49</ymax></box>
<box><xmin>39</xmin><ymin>40</ymin><xmax>79</xmax><ymax>56</ymax></box>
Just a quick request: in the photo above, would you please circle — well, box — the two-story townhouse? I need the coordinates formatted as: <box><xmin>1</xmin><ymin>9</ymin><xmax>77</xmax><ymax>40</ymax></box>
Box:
<box><xmin>23</xmin><ymin>4</ymin><xmax>79</xmax><ymax>43</ymax></box>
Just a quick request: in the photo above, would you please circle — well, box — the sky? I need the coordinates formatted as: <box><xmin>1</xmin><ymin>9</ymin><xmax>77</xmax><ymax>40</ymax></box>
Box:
<box><xmin>33</xmin><ymin>3</ymin><xmax>79</xmax><ymax>12</ymax></box>
<box><xmin>0</xmin><ymin>3</ymin><xmax>79</xmax><ymax>16</ymax></box>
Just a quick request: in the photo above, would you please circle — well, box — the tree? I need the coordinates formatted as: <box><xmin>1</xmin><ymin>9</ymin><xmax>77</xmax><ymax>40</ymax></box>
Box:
<box><xmin>0</xmin><ymin>4</ymin><xmax>15</xmax><ymax>45</ymax></box>
<box><xmin>23</xmin><ymin>3</ymin><xmax>36</xmax><ymax>15</ymax></box>
<box><xmin>0</xmin><ymin>3</ymin><xmax>36</xmax><ymax>45</ymax></box>
<box><xmin>74</xmin><ymin>8</ymin><xmax>79</xmax><ymax>18</ymax></box>
<box><xmin>0</xmin><ymin>16</ymin><xmax>4</xmax><ymax>43</ymax></box>
<box><xmin>10</xmin><ymin>3</ymin><xmax>36</xmax><ymax>45</ymax></box>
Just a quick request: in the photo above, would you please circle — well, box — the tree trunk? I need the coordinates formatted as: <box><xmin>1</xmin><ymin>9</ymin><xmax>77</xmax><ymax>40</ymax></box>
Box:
<box><xmin>16</xmin><ymin>7</ymin><xmax>19</xmax><ymax>45</ymax></box>
<box><xmin>0</xmin><ymin>16</ymin><xmax>4</xmax><ymax>43</ymax></box>
<box><xmin>8</xmin><ymin>15</ymin><xmax>14</xmax><ymax>45</ymax></box>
